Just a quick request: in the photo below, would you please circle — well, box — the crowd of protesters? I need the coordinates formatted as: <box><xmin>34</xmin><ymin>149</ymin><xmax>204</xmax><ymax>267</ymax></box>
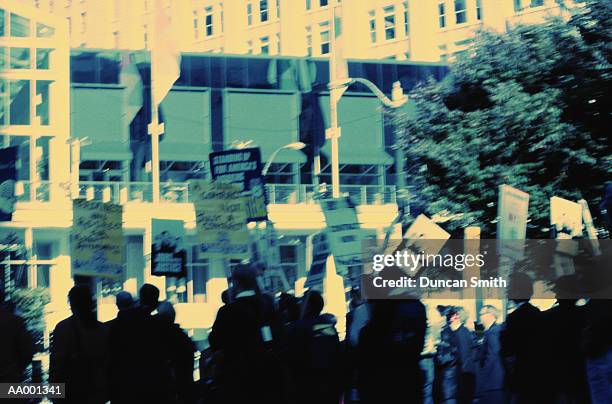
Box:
<box><xmin>0</xmin><ymin>263</ymin><xmax>611</xmax><ymax>404</ymax></box>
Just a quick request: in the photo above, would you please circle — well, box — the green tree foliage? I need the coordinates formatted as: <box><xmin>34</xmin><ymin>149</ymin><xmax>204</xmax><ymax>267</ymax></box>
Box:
<box><xmin>13</xmin><ymin>288</ymin><xmax>51</xmax><ymax>350</ymax></box>
<box><xmin>395</xmin><ymin>0</ymin><xmax>611</xmax><ymax>237</ymax></box>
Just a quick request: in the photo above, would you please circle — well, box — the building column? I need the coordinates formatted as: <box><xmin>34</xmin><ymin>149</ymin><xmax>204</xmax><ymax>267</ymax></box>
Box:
<box><xmin>205</xmin><ymin>258</ymin><xmax>228</xmax><ymax>309</ymax></box>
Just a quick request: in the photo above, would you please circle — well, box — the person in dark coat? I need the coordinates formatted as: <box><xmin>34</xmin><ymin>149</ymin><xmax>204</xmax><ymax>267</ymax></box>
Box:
<box><xmin>500</xmin><ymin>273</ymin><xmax>547</xmax><ymax>404</ymax></box>
<box><xmin>285</xmin><ymin>290</ymin><xmax>342</xmax><ymax>404</ymax></box>
<box><xmin>357</xmin><ymin>298</ymin><xmax>427</xmax><ymax>404</ymax></box>
<box><xmin>433</xmin><ymin>306</ymin><xmax>477</xmax><ymax>404</ymax></box>
<box><xmin>107</xmin><ymin>284</ymin><xmax>174</xmax><ymax>404</ymax></box>
<box><xmin>0</xmin><ymin>290</ymin><xmax>34</xmax><ymax>383</ymax></box>
<box><xmin>157</xmin><ymin>301</ymin><xmax>196</xmax><ymax>404</ymax></box>
<box><xmin>476</xmin><ymin>305</ymin><xmax>505</xmax><ymax>404</ymax></box>
<box><xmin>208</xmin><ymin>266</ymin><xmax>287</xmax><ymax>404</ymax></box>
<box><xmin>49</xmin><ymin>286</ymin><xmax>109</xmax><ymax>404</ymax></box>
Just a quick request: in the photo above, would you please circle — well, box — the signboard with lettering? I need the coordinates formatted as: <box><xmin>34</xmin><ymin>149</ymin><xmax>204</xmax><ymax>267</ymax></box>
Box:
<box><xmin>209</xmin><ymin>148</ymin><xmax>267</xmax><ymax>222</ymax></box>
<box><xmin>151</xmin><ymin>219</ymin><xmax>187</xmax><ymax>277</ymax></box>
<box><xmin>191</xmin><ymin>180</ymin><xmax>250</xmax><ymax>260</ymax></box>
<box><xmin>305</xmin><ymin>232</ymin><xmax>330</xmax><ymax>290</ymax></box>
<box><xmin>497</xmin><ymin>184</ymin><xmax>530</xmax><ymax>259</ymax></box>
<box><xmin>71</xmin><ymin>199</ymin><xmax>124</xmax><ymax>279</ymax></box>
<box><xmin>319</xmin><ymin>196</ymin><xmax>362</xmax><ymax>277</ymax></box>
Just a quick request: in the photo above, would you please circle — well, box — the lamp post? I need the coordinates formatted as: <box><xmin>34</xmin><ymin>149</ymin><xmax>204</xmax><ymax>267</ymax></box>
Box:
<box><xmin>262</xmin><ymin>142</ymin><xmax>306</xmax><ymax>176</ymax></box>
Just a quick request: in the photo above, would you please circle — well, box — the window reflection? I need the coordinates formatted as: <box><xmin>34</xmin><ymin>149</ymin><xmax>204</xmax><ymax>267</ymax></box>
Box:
<box><xmin>10</xmin><ymin>47</ymin><xmax>30</xmax><ymax>69</ymax></box>
<box><xmin>36</xmin><ymin>23</ymin><xmax>55</xmax><ymax>38</ymax></box>
<box><xmin>36</xmin><ymin>48</ymin><xmax>52</xmax><ymax>69</ymax></box>
<box><xmin>36</xmin><ymin>81</ymin><xmax>51</xmax><ymax>126</ymax></box>
<box><xmin>10</xmin><ymin>80</ymin><xmax>30</xmax><ymax>125</ymax></box>
<box><xmin>10</xmin><ymin>13</ymin><xmax>30</xmax><ymax>37</ymax></box>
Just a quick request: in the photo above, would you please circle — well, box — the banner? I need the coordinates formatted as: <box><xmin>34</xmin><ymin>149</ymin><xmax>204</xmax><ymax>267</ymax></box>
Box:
<box><xmin>319</xmin><ymin>197</ymin><xmax>362</xmax><ymax>276</ymax></box>
<box><xmin>71</xmin><ymin>199</ymin><xmax>124</xmax><ymax>279</ymax></box>
<box><xmin>0</xmin><ymin>147</ymin><xmax>18</xmax><ymax>222</ymax></box>
<box><xmin>304</xmin><ymin>232</ymin><xmax>330</xmax><ymax>290</ymax></box>
<box><xmin>191</xmin><ymin>180</ymin><xmax>250</xmax><ymax>260</ymax></box>
<box><xmin>151</xmin><ymin>219</ymin><xmax>187</xmax><ymax>277</ymax></box>
<box><xmin>497</xmin><ymin>184</ymin><xmax>530</xmax><ymax>259</ymax></box>
<box><xmin>209</xmin><ymin>148</ymin><xmax>267</xmax><ymax>222</ymax></box>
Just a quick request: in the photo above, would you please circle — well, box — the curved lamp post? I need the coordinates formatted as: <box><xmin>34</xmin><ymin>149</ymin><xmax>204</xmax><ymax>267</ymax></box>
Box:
<box><xmin>262</xmin><ymin>142</ymin><xmax>306</xmax><ymax>176</ymax></box>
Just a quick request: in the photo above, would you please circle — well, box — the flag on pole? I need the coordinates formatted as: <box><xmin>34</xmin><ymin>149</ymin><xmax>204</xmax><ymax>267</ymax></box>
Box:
<box><xmin>152</xmin><ymin>0</ymin><xmax>181</xmax><ymax>106</ymax></box>
<box><xmin>331</xmin><ymin>5</ymin><xmax>348</xmax><ymax>82</ymax></box>
<box><xmin>120</xmin><ymin>52</ymin><xmax>143</xmax><ymax>124</ymax></box>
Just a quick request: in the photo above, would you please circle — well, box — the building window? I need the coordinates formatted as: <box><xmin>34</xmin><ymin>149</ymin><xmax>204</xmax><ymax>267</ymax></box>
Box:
<box><xmin>276</xmin><ymin>0</ymin><xmax>280</xmax><ymax>19</ymax></box>
<box><xmin>205</xmin><ymin>6</ymin><xmax>213</xmax><ymax>36</ymax></box>
<box><xmin>368</xmin><ymin>10</ymin><xmax>376</xmax><ymax>43</ymax></box>
<box><xmin>305</xmin><ymin>25</ymin><xmax>312</xmax><ymax>56</ymax></box>
<box><xmin>36</xmin><ymin>80</ymin><xmax>51</xmax><ymax>126</ymax></box>
<box><xmin>531</xmin><ymin>0</ymin><xmax>544</xmax><ymax>6</ymax></box>
<box><xmin>260</xmin><ymin>0</ymin><xmax>269</xmax><ymax>22</ymax></box>
<box><xmin>438</xmin><ymin>2</ymin><xmax>446</xmax><ymax>28</ymax></box>
<box><xmin>220</xmin><ymin>3</ymin><xmax>224</xmax><ymax>32</ymax></box>
<box><xmin>403</xmin><ymin>1</ymin><xmax>409</xmax><ymax>36</ymax></box>
<box><xmin>11</xmin><ymin>13</ymin><xmax>30</xmax><ymax>37</ymax></box>
<box><xmin>10</xmin><ymin>80</ymin><xmax>30</xmax><ymax>125</ymax></box>
<box><xmin>260</xmin><ymin>35</ymin><xmax>270</xmax><ymax>54</ymax></box>
<box><xmin>476</xmin><ymin>0</ymin><xmax>482</xmax><ymax>20</ymax></box>
<box><xmin>10</xmin><ymin>48</ymin><xmax>30</xmax><ymax>69</ymax></box>
<box><xmin>454</xmin><ymin>0</ymin><xmax>467</xmax><ymax>24</ymax></box>
<box><xmin>36</xmin><ymin>48</ymin><xmax>52</xmax><ymax>69</ymax></box>
<box><xmin>247</xmin><ymin>40</ymin><xmax>253</xmax><ymax>54</ymax></box>
<box><xmin>193</xmin><ymin>11</ymin><xmax>198</xmax><ymax>39</ymax></box>
<box><xmin>143</xmin><ymin>24</ymin><xmax>148</xmax><ymax>48</ymax></box>
<box><xmin>319</xmin><ymin>21</ymin><xmax>330</xmax><ymax>55</ymax></box>
<box><xmin>247</xmin><ymin>2</ymin><xmax>253</xmax><ymax>25</ymax></box>
<box><xmin>276</xmin><ymin>32</ymin><xmax>281</xmax><ymax>54</ymax></box>
<box><xmin>320</xmin><ymin>0</ymin><xmax>328</xmax><ymax>6</ymax></box>
<box><xmin>514</xmin><ymin>0</ymin><xmax>522</xmax><ymax>12</ymax></box>
<box><xmin>384</xmin><ymin>6</ymin><xmax>396</xmax><ymax>40</ymax></box>
<box><xmin>306</xmin><ymin>0</ymin><xmax>311</xmax><ymax>10</ymax></box>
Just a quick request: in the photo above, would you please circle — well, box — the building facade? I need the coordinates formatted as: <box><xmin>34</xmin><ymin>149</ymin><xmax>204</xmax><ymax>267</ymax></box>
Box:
<box><xmin>19</xmin><ymin>0</ymin><xmax>578</xmax><ymax>61</ymax></box>
<box><xmin>2</xmin><ymin>1</ymin><xmax>452</xmax><ymax>339</ymax></box>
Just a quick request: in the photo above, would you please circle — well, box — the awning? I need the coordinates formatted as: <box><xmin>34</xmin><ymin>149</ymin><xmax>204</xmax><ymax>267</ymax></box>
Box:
<box><xmin>159</xmin><ymin>89</ymin><xmax>211</xmax><ymax>162</ymax></box>
<box><xmin>71</xmin><ymin>86</ymin><xmax>132</xmax><ymax>161</ymax></box>
<box><xmin>319</xmin><ymin>94</ymin><xmax>393</xmax><ymax>165</ymax></box>
<box><xmin>224</xmin><ymin>90</ymin><xmax>306</xmax><ymax>164</ymax></box>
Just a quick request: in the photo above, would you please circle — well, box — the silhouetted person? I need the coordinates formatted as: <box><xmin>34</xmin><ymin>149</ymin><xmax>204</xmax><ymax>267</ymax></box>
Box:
<box><xmin>107</xmin><ymin>284</ymin><xmax>173</xmax><ymax>403</ymax></box>
<box><xmin>208</xmin><ymin>266</ymin><xmax>286</xmax><ymax>403</ymax></box>
<box><xmin>0</xmin><ymin>290</ymin><xmax>34</xmax><ymax>383</ymax></box>
<box><xmin>357</xmin><ymin>298</ymin><xmax>427</xmax><ymax>404</ymax></box>
<box><xmin>157</xmin><ymin>301</ymin><xmax>196</xmax><ymax>404</ymax></box>
<box><xmin>433</xmin><ymin>306</ymin><xmax>477</xmax><ymax>404</ymax></box>
<box><xmin>285</xmin><ymin>290</ymin><xmax>342</xmax><ymax>404</ymax></box>
<box><xmin>500</xmin><ymin>273</ymin><xmax>546</xmax><ymax>403</ymax></box>
<box><xmin>114</xmin><ymin>291</ymin><xmax>134</xmax><ymax>312</ymax></box>
<box><xmin>278</xmin><ymin>292</ymin><xmax>300</xmax><ymax>326</ymax></box>
<box><xmin>476</xmin><ymin>305</ymin><xmax>506</xmax><ymax>404</ymax></box>
<box><xmin>49</xmin><ymin>285</ymin><xmax>109</xmax><ymax>403</ymax></box>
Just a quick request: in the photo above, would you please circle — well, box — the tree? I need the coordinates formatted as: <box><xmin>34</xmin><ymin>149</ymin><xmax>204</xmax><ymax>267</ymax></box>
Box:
<box><xmin>394</xmin><ymin>0</ymin><xmax>611</xmax><ymax>237</ymax></box>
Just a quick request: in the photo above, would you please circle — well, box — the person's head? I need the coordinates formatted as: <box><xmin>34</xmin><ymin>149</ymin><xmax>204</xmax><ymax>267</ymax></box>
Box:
<box><xmin>139</xmin><ymin>284</ymin><xmax>160</xmax><ymax>313</ymax></box>
<box><xmin>508</xmin><ymin>272</ymin><xmax>533</xmax><ymax>304</ymax></box>
<box><xmin>231</xmin><ymin>265</ymin><xmax>258</xmax><ymax>293</ymax></box>
<box><xmin>479</xmin><ymin>305</ymin><xmax>499</xmax><ymax>330</ymax></box>
<box><xmin>115</xmin><ymin>291</ymin><xmax>134</xmax><ymax>311</ymax></box>
<box><xmin>221</xmin><ymin>289</ymin><xmax>230</xmax><ymax>305</ymax></box>
<box><xmin>350</xmin><ymin>288</ymin><xmax>364</xmax><ymax>308</ymax></box>
<box><xmin>279</xmin><ymin>293</ymin><xmax>300</xmax><ymax>323</ymax></box>
<box><xmin>157</xmin><ymin>301</ymin><xmax>176</xmax><ymax>324</ymax></box>
<box><xmin>68</xmin><ymin>285</ymin><xmax>95</xmax><ymax>317</ymax></box>
<box><xmin>445</xmin><ymin>306</ymin><xmax>466</xmax><ymax>331</ymax></box>
<box><xmin>302</xmin><ymin>290</ymin><xmax>324</xmax><ymax>319</ymax></box>
<box><xmin>553</xmin><ymin>274</ymin><xmax>579</xmax><ymax>305</ymax></box>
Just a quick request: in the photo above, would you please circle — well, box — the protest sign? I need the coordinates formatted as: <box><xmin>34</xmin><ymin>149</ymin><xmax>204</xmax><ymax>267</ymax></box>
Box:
<box><xmin>305</xmin><ymin>232</ymin><xmax>330</xmax><ymax>290</ymax></box>
<box><xmin>319</xmin><ymin>197</ymin><xmax>363</xmax><ymax>277</ymax></box>
<box><xmin>71</xmin><ymin>199</ymin><xmax>124</xmax><ymax>279</ymax></box>
<box><xmin>497</xmin><ymin>184</ymin><xmax>530</xmax><ymax>259</ymax></box>
<box><xmin>551</xmin><ymin>196</ymin><xmax>583</xmax><ymax>237</ymax></box>
<box><xmin>0</xmin><ymin>146</ymin><xmax>18</xmax><ymax>222</ymax></box>
<box><xmin>151</xmin><ymin>219</ymin><xmax>187</xmax><ymax>277</ymax></box>
<box><xmin>209</xmin><ymin>148</ymin><xmax>267</xmax><ymax>222</ymax></box>
<box><xmin>401</xmin><ymin>214</ymin><xmax>451</xmax><ymax>274</ymax></box>
<box><xmin>579</xmin><ymin>199</ymin><xmax>601</xmax><ymax>256</ymax></box>
<box><xmin>191</xmin><ymin>180</ymin><xmax>250</xmax><ymax>260</ymax></box>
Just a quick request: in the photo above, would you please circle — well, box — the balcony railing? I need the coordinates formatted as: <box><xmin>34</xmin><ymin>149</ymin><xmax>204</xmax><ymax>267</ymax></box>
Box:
<box><xmin>16</xmin><ymin>181</ymin><xmax>397</xmax><ymax>206</ymax></box>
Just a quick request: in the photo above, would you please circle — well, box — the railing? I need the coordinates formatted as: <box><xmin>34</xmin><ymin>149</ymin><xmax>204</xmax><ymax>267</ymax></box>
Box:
<box><xmin>16</xmin><ymin>181</ymin><xmax>397</xmax><ymax>206</ymax></box>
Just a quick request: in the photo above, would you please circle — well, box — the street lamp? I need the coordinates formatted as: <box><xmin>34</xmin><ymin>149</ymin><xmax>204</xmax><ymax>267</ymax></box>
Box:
<box><xmin>262</xmin><ymin>142</ymin><xmax>306</xmax><ymax>176</ymax></box>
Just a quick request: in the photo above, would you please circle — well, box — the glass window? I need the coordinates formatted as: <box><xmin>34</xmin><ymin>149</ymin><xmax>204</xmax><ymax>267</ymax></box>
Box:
<box><xmin>320</xmin><ymin>0</ymin><xmax>328</xmax><ymax>6</ymax></box>
<box><xmin>455</xmin><ymin>0</ymin><xmax>467</xmax><ymax>24</ymax></box>
<box><xmin>99</xmin><ymin>52</ymin><xmax>120</xmax><ymax>83</ymax></box>
<box><xmin>71</xmin><ymin>52</ymin><xmax>97</xmax><ymax>83</ymax></box>
<box><xmin>260</xmin><ymin>0</ymin><xmax>268</xmax><ymax>22</ymax></box>
<box><xmin>37</xmin><ymin>83</ymin><xmax>51</xmax><ymax>124</ymax></box>
<box><xmin>305</xmin><ymin>25</ymin><xmax>312</xmax><ymax>56</ymax></box>
<box><xmin>247</xmin><ymin>40</ymin><xmax>253</xmax><ymax>54</ymax></box>
<box><xmin>384</xmin><ymin>6</ymin><xmax>396</xmax><ymax>40</ymax></box>
<box><xmin>247</xmin><ymin>2</ymin><xmax>253</xmax><ymax>25</ymax></box>
<box><xmin>36</xmin><ymin>23</ymin><xmax>55</xmax><ymax>38</ymax></box>
<box><xmin>276</xmin><ymin>0</ymin><xmax>280</xmax><ymax>19</ymax></box>
<box><xmin>260</xmin><ymin>36</ymin><xmax>270</xmax><ymax>54</ymax></box>
<box><xmin>10</xmin><ymin>48</ymin><xmax>30</xmax><ymax>69</ymax></box>
<box><xmin>36</xmin><ymin>48</ymin><xmax>52</xmax><ymax>69</ymax></box>
<box><xmin>10</xmin><ymin>80</ymin><xmax>30</xmax><ymax>125</ymax></box>
<box><xmin>368</xmin><ymin>10</ymin><xmax>376</xmax><ymax>43</ymax></box>
<box><xmin>531</xmin><ymin>0</ymin><xmax>544</xmax><ymax>6</ymax></box>
<box><xmin>403</xmin><ymin>1</ymin><xmax>409</xmax><ymax>36</ymax></box>
<box><xmin>205</xmin><ymin>6</ymin><xmax>213</xmax><ymax>36</ymax></box>
<box><xmin>306</xmin><ymin>0</ymin><xmax>311</xmax><ymax>10</ymax></box>
<box><xmin>220</xmin><ymin>3</ymin><xmax>224</xmax><ymax>32</ymax></box>
<box><xmin>476</xmin><ymin>0</ymin><xmax>482</xmax><ymax>20</ymax></box>
<box><xmin>514</xmin><ymin>0</ymin><xmax>521</xmax><ymax>12</ymax></box>
<box><xmin>320</xmin><ymin>21</ymin><xmax>330</xmax><ymax>55</ymax></box>
<box><xmin>276</xmin><ymin>33</ymin><xmax>281</xmax><ymax>54</ymax></box>
<box><xmin>0</xmin><ymin>79</ymin><xmax>5</xmax><ymax>125</ymax></box>
<box><xmin>190</xmin><ymin>56</ymin><xmax>210</xmax><ymax>86</ymax></box>
<box><xmin>438</xmin><ymin>2</ymin><xmax>446</xmax><ymax>28</ymax></box>
<box><xmin>0</xmin><ymin>47</ymin><xmax>5</xmax><ymax>70</ymax></box>
<box><xmin>193</xmin><ymin>11</ymin><xmax>198</xmax><ymax>39</ymax></box>
<box><xmin>226</xmin><ymin>57</ymin><xmax>246</xmax><ymax>87</ymax></box>
<box><xmin>0</xmin><ymin>9</ymin><xmax>4</xmax><ymax>37</ymax></box>
<box><xmin>11</xmin><ymin>13</ymin><xmax>30</xmax><ymax>37</ymax></box>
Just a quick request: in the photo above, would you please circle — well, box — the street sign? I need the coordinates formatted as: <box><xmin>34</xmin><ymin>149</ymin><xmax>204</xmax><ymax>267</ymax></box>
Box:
<box><xmin>151</xmin><ymin>219</ymin><xmax>187</xmax><ymax>277</ymax></box>
<box><xmin>304</xmin><ymin>232</ymin><xmax>330</xmax><ymax>290</ymax></box>
<box><xmin>497</xmin><ymin>184</ymin><xmax>530</xmax><ymax>259</ymax></box>
<box><xmin>209</xmin><ymin>148</ymin><xmax>268</xmax><ymax>222</ymax></box>
<box><xmin>191</xmin><ymin>180</ymin><xmax>250</xmax><ymax>260</ymax></box>
<box><xmin>71</xmin><ymin>199</ymin><xmax>124</xmax><ymax>279</ymax></box>
<box><xmin>319</xmin><ymin>196</ymin><xmax>363</xmax><ymax>277</ymax></box>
